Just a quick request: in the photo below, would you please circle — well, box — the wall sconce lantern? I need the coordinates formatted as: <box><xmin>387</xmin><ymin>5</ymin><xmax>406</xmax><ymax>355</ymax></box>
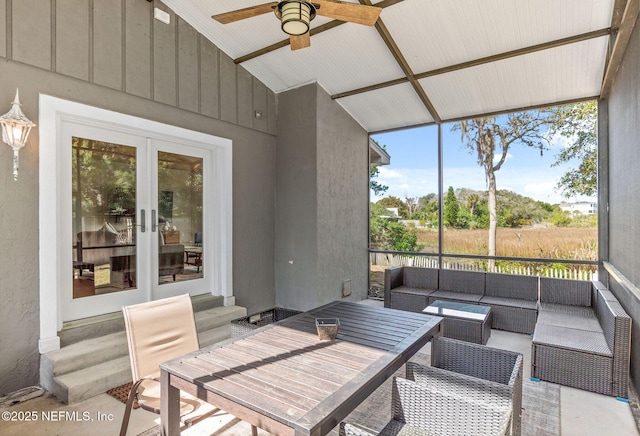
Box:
<box><xmin>0</xmin><ymin>89</ymin><xmax>35</xmax><ymax>181</ymax></box>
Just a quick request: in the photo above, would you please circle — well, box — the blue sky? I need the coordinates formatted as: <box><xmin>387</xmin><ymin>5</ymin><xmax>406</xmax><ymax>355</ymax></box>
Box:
<box><xmin>371</xmin><ymin>123</ymin><xmax>595</xmax><ymax>205</ymax></box>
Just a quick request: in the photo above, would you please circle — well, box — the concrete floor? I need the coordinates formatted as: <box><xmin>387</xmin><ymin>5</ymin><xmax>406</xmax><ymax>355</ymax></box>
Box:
<box><xmin>1</xmin><ymin>300</ymin><xmax>639</xmax><ymax>436</ymax></box>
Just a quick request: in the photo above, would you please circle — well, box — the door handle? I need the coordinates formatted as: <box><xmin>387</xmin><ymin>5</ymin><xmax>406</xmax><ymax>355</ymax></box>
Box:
<box><xmin>140</xmin><ymin>209</ymin><xmax>146</xmax><ymax>233</ymax></box>
<box><xmin>151</xmin><ymin>209</ymin><xmax>157</xmax><ymax>232</ymax></box>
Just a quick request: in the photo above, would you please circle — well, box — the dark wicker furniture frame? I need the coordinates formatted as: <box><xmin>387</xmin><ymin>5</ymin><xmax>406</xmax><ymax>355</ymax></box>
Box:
<box><xmin>532</xmin><ymin>278</ymin><xmax>631</xmax><ymax>398</ymax></box>
<box><xmin>424</xmin><ymin>300</ymin><xmax>492</xmax><ymax>345</ymax></box>
<box><xmin>339</xmin><ymin>336</ymin><xmax>521</xmax><ymax>436</ymax></box>
<box><xmin>230</xmin><ymin>307</ymin><xmax>301</xmax><ymax>337</ymax></box>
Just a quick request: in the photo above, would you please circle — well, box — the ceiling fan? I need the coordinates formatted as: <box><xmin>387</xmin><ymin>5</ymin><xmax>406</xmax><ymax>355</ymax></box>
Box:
<box><xmin>212</xmin><ymin>1</ymin><xmax>382</xmax><ymax>50</ymax></box>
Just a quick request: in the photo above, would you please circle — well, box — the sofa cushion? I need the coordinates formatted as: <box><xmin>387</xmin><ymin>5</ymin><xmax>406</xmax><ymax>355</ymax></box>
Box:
<box><xmin>485</xmin><ymin>272</ymin><xmax>537</xmax><ymax>301</ymax></box>
<box><xmin>480</xmin><ymin>295</ymin><xmax>537</xmax><ymax>310</ymax></box>
<box><xmin>391</xmin><ymin>286</ymin><xmax>434</xmax><ymax>297</ymax></box>
<box><xmin>533</xmin><ymin>323</ymin><xmax>611</xmax><ymax>357</ymax></box>
<box><xmin>404</xmin><ymin>267</ymin><xmax>438</xmax><ymax>290</ymax></box>
<box><xmin>438</xmin><ymin>269</ymin><xmax>485</xmax><ymax>295</ymax></box>
<box><xmin>429</xmin><ymin>290</ymin><xmax>483</xmax><ymax>303</ymax></box>
<box><xmin>537</xmin><ymin>308</ymin><xmax>601</xmax><ymax>332</ymax></box>
<box><xmin>539</xmin><ymin>277</ymin><xmax>592</xmax><ymax>306</ymax></box>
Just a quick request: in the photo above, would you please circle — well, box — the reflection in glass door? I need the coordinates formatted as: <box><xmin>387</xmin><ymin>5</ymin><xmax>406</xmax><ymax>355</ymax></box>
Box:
<box><xmin>72</xmin><ymin>137</ymin><xmax>137</xmax><ymax>299</ymax></box>
<box><xmin>157</xmin><ymin>151</ymin><xmax>204</xmax><ymax>285</ymax></box>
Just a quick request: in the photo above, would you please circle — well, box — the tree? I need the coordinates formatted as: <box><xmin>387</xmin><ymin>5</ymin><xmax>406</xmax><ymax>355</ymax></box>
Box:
<box><xmin>549</xmin><ymin>101</ymin><xmax>597</xmax><ymax>198</ymax></box>
<box><xmin>453</xmin><ymin>112</ymin><xmax>551</xmax><ymax>266</ymax></box>
<box><xmin>443</xmin><ymin>186</ymin><xmax>459</xmax><ymax>227</ymax></box>
<box><xmin>370</xmin><ymin>165</ymin><xmax>389</xmax><ymax>196</ymax></box>
<box><xmin>466</xmin><ymin>193</ymin><xmax>480</xmax><ymax>216</ymax></box>
<box><xmin>369</xmin><ymin>202</ymin><xmax>423</xmax><ymax>251</ymax></box>
<box><xmin>378</xmin><ymin>196</ymin><xmax>409</xmax><ymax>218</ymax></box>
<box><xmin>405</xmin><ymin>196</ymin><xmax>419</xmax><ymax>216</ymax></box>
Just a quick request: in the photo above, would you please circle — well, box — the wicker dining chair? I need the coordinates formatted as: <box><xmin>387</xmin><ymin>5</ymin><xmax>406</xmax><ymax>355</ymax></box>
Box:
<box><xmin>339</xmin><ymin>376</ymin><xmax>512</xmax><ymax>436</ymax></box>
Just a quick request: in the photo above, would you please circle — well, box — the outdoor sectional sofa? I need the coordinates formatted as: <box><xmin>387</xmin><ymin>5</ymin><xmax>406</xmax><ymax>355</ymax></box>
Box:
<box><xmin>384</xmin><ymin>267</ymin><xmax>538</xmax><ymax>334</ymax></box>
<box><xmin>532</xmin><ymin>277</ymin><xmax>631</xmax><ymax>398</ymax></box>
<box><xmin>384</xmin><ymin>266</ymin><xmax>438</xmax><ymax>313</ymax></box>
<box><xmin>384</xmin><ymin>266</ymin><xmax>632</xmax><ymax>398</ymax></box>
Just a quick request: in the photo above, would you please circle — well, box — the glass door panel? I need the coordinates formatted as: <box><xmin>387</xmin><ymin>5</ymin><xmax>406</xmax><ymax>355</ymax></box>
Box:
<box><xmin>157</xmin><ymin>151</ymin><xmax>204</xmax><ymax>285</ymax></box>
<box><xmin>72</xmin><ymin>137</ymin><xmax>137</xmax><ymax>298</ymax></box>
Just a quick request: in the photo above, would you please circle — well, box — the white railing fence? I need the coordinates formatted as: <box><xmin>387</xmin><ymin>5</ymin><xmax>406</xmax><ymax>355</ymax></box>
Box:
<box><xmin>369</xmin><ymin>252</ymin><xmax>596</xmax><ymax>281</ymax></box>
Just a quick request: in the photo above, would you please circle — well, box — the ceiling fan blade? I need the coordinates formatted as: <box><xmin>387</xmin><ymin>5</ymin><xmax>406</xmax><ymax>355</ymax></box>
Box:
<box><xmin>314</xmin><ymin>0</ymin><xmax>382</xmax><ymax>26</ymax></box>
<box><xmin>212</xmin><ymin>2</ymin><xmax>278</xmax><ymax>24</ymax></box>
<box><xmin>290</xmin><ymin>33</ymin><xmax>311</xmax><ymax>50</ymax></box>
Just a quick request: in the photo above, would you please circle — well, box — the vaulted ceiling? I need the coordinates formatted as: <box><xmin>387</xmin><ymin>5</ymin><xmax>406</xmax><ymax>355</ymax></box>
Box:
<box><xmin>162</xmin><ymin>0</ymin><xmax>633</xmax><ymax>133</ymax></box>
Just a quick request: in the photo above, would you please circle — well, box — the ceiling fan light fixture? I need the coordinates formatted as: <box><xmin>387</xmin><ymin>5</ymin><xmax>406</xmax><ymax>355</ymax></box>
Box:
<box><xmin>277</xmin><ymin>1</ymin><xmax>316</xmax><ymax>36</ymax></box>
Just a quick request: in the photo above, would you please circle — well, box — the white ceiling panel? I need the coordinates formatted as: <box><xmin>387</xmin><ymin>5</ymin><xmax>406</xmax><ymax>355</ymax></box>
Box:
<box><xmin>420</xmin><ymin>37</ymin><xmax>609</xmax><ymax>122</ymax></box>
<box><xmin>337</xmin><ymin>83</ymin><xmax>435</xmax><ymax>132</ymax></box>
<box><xmin>163</xmin><ymin>0</ymin><xmax>615</xmax><ymax>132</ymax></box>
<box><xmin>377</xmin><ymin>0</ymin><xmax>612</xmax><ymax>73</ymax></box>
<box><xmin>241</xmin><ymin>24</ymin><xmax>406</xmax><ymax>94</ymax></box>
<box><xmin>162</xmin><ymin>0</ymin><xmax>335</xmax><ymax>59</ymax></box>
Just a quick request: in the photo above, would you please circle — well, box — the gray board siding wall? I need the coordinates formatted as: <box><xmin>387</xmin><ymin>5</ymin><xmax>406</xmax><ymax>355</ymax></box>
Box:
<box><xmin>1</xmin><ymin>0</ymin><xmax>277</xmax><ymax>133</ymax></box>
<box><xmin>0</xmin><ymin>0</ymin><xmax>277</xmax><ymax>395</ymax></box>
<box><xmin>606</xmin><ymin>13</ymin><xmax>640</xmax><ymax>396</ymax></box>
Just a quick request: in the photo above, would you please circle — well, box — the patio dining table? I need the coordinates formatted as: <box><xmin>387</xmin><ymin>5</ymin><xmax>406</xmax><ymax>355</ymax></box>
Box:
<box><xmin>160</xmin><ymin>300</ymin><xmax>443</xmax><ymax>436</ymax></box>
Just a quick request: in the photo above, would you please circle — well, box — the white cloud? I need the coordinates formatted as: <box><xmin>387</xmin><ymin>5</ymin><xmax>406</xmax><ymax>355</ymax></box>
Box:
<box><xmin>493</xmin><ymin>153</ymin><xmax>513</xmax><ymax>164</ymax></box>
<box><xmin>377</xmin><ymin>167</ymin><xmax>403</xmax><ymax>179</ymax></box>
<box><xmin>548</xmin><ymin>131</ymin><xmax>574</xmax><ymax>149</ymax></box>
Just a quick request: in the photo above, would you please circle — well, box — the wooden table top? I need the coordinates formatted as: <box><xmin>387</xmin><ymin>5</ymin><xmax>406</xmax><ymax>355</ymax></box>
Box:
<box><xmin>161</xmin><ymin>300</ymin><xmax>442</xmax><ymax>436</ymax></box>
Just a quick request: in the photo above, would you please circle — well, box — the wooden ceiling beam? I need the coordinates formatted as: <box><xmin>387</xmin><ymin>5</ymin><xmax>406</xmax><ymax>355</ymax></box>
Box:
<box><xmin>611</xmin><ymin>0</ymin><xmax>629</xmax><ymax>30</ymax></box>
<box><xmin>332</xmin><ymin>28</ymin><xmax>611</xmax><ymax>100</ymax></box>
<box><xmin>234</xmin><ymin>0</ymin><xmax>406</xmax><ymax>64</ymax></box>
<box><xmin>360</xmin><ymin>0</ymin><xmax>441</xmax><ymax>123</ymax></box>
<box><xmin>601</xmin><ymin>0</ymin><xmax>639</xmax><ymax>98</ymax></box>
<box><xmin>369</xmin><ymin>95</ymin><xmax>598</xmax><ymax>135</ymax></box>
<box><xmin>234</xmin><ymin>21</ymin><xmax>344</xmax><ymax>64</ymax></box>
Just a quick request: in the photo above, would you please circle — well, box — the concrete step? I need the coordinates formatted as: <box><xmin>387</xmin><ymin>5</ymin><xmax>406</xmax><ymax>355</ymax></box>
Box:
<box><xmin>52</xmin><ymin>356</ymin><xmax>132</xmax><ymax>404</ymax></box>
<box><xmin>41</xmin><ymin>331</ymin><xmax>128</xmax><ymax>378</ymax></box>
<box><xmin>41</xmin><ymin>302</ymin><xmax>246</xmax><ymax>404</ymax></box>
<box><xmin>199</xmin><ymin>324</ymin><xmax>232</xmax><ymax>348</ymax></box>
<box><xmin>195</xmin><ymin>305</ymin><xmax>247</xmax><ymax>332</ymax></box>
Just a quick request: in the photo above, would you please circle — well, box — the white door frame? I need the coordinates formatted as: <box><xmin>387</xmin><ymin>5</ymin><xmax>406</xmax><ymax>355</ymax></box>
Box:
<box><xmin>38</xmin><ymin>94</ymin><xmax>233</xmax><ymax>353</ymax></box>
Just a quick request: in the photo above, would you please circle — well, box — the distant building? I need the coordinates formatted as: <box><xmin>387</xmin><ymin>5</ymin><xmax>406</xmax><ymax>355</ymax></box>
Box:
<box><xmin>559</xmin><ymin>201</ymin><xmax>597</xmax><ymax>215</ymax></box>
<box><xmin>383</xmin><ymin>207</ymin><xmax>399</xmax><ymax>219</ymax></box>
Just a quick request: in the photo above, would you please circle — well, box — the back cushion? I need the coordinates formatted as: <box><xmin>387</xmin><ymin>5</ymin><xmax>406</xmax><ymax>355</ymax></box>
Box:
<box><xmin>595</xmin><ymin>295</ymin><xmax>616</xmax><ymax>352</ymax></box>
<box><xmin>539</xmin><ymin>277</ymin><xmax>591</xmax><ymax>306</ymax></box>
<box><xmin>439</xmin><ymin>269</ymin><xmax>485</xmax><ymax>295</ymax></box>
<box><xmin>485</xmin><ymin>273</ymin><xmax>538</xmax><ymax>301</ymax></box>
<box><xmin>404</xmin><ymin>267</ymin><xmax>439</xmax><ymax>290</ymax></box>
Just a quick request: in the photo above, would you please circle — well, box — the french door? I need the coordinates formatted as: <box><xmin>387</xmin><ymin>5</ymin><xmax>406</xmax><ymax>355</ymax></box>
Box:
<box><xmin>62</xmin><ymin>123</ymin><xmax>212</xmax><ymax>320</ymax></box>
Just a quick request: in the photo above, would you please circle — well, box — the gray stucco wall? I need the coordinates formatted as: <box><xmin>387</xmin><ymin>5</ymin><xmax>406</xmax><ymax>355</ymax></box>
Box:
<box><xmin>275</xmin><ymin>84</ymin><xmax>320</xmax><ymax>310</ymax></box>
<box><xmin>606</xmin><ymin>13</ymin><xmax>640</xmax><ymax>393</ymax></box>
<box><xmin>275</xmin><ymin>84</ymin><xmax>368</xmax><ymax>311</ymax></box>
<box><xmin>0</xmin><ymin>0</ymin><xmax>276</xmax><ymax>395</ymax></box>
<box><xmin>315</xmin><ymin>86</ymin><xmax>368</xmax><ymax>304</ymax></box>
